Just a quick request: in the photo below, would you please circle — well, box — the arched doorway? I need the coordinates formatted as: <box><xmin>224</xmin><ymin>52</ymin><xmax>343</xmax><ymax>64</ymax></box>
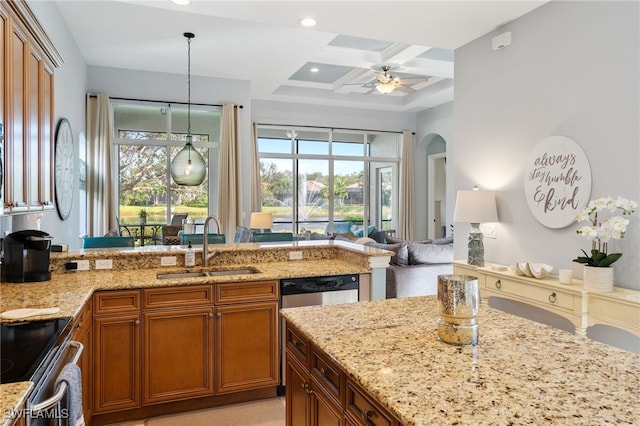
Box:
<box><xmin>426</xmin><ymin>135</ymin><xmax>447</xmax><ymax>239</ymax></box>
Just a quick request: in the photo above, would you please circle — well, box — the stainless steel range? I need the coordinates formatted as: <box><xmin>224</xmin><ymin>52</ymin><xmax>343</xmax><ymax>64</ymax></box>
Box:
<box><xmin>1</xmin><ymin>317</ymin><xmax>83</xmax><ymax>425</ymax></box>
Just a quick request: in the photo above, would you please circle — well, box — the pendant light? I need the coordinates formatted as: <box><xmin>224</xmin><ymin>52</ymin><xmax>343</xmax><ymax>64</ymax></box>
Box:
<box><xmin>170</xmin><ymin>32</ymin><xmax>206</xmax><ymax>186</ymax></box>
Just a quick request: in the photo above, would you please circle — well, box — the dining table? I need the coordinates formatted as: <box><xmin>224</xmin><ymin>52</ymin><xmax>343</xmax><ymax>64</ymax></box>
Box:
<box><xmin>119</xmin><ymin>222</ymin><xmax>166</xmax><ymax>246</ymax></box>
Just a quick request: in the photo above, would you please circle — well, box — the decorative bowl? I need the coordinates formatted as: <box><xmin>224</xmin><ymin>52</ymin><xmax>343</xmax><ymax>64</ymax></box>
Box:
<box><xmin>515</xmin><ymin>262</ymin><xmax>553</xmax><ymax>279</ymax></box>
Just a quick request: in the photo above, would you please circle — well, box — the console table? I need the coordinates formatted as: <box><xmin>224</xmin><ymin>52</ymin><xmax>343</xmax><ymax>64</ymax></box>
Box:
<box><xmin>453</xmin><ymin>260</ymin><xmax>640</xmax><ymax>338</ymax></box>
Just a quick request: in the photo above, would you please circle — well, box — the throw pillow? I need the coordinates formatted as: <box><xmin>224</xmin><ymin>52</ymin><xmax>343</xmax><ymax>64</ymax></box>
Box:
<box><xmin>407</xmin><ymin>242</ymin><xmax>453</xmax><ymax>265</ymax></box>
<box><xmin>365</xmin><ymin>242</ymin><xmax>409</xmax><ymax>266</ymax></box>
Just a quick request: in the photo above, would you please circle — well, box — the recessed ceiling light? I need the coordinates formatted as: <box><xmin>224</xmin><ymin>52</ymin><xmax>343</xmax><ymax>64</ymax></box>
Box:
<box><xmin>171</xmin><ymin>0</ymin><xmax>190</xmax><ymax>5</ymax></box>
<box><xmin>299</xmin><ymin>17</ymin><xmax>316</xmax><ymax>27</ymax></box>
<box><xmin>310</xmin><ymin>67</ymin><xmax>319</xmax><ymax>73</ymax></box>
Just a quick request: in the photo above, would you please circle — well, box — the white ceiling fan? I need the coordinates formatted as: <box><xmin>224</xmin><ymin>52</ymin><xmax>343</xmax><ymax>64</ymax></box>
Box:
<box><xmin>365</xmin><ymin>66</ymin><xmax>429</xmax><ymax>95</ymax></box>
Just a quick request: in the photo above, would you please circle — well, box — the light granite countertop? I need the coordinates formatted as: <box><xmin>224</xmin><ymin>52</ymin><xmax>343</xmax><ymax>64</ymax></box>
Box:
<box><xmin>0</xmin><ymin>240</ymin><xmax>390</xmax><ymax>422</ymax></box>
<box><xmin>281</xmin><ymin>297</ymin><xmax>640</xmax><ymax>425</ymax></box>
<box><xmin>1</xmin><ymin>382</ymin><xmax>33</xmax><ymax>426</ymax></box>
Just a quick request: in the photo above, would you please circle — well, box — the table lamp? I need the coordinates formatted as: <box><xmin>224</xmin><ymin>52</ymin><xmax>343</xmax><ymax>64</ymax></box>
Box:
<box><xmin>250</xmin><ymin>212</ymin><xmax>273</xmax><ymax>233</ymax></box>
<box><xmin>453</xmin><ymin>188</ymin><xmax>498</xmax><ymax>267</ymax></box>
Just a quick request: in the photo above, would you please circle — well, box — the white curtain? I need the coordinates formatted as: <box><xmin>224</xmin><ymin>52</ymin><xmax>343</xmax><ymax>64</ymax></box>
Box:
<box><xmin>217</xmin><ymin>104</ymin><xmax>240</xmax><ymax>236</ymax></box>
<box><xmin>398</xmin><ymin>130</ymin><xmax>415</xmax><ymax>239</ymax></box>
<box><xmin>86</xmin><ymin>94</ymin><xmax>115</xmax><ymax>237</ymax></box>
<box><xmin>250</xmin><ymin>123</ymin><xmax>262</xmax><ymax>213</ymax></box>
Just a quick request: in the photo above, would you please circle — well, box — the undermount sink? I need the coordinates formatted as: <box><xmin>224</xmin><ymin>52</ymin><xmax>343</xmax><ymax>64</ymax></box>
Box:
<box><xmin>156</xmin><ymin>267</ymin><xmax>261</xmax><ymax>280</ymax></box>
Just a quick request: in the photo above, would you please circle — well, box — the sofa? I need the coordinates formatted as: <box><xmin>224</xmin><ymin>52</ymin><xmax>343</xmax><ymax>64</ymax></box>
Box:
<box><xmin>366</xmin><ymin>236</ymin><xmax>454</xmax><ymax>298</ymax></box>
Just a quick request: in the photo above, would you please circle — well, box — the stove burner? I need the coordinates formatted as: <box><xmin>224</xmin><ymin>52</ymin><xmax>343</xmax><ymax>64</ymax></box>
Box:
<box><xmin>0</xmin><ymin>317</ymin><xmax>72</xmax><ymax>383</ymax></box>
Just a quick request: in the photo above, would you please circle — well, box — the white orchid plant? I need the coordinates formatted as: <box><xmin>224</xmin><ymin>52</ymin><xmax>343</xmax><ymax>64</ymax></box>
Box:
<box><xmin>573</xmin><ymin>195</ymin><xmax>637</xmax><ymax>267</ymax></box>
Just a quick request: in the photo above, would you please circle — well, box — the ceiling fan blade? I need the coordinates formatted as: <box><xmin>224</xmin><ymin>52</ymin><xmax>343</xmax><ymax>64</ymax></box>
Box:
<box><xmin>399</xmin><ymin>77</ymin><xmax>428</xmax><ymax>85</ymax></box>
<box><xmin>394</xmin><ymin>85</ymin><xmax>416</xmax><ymax>94</ymax></box>
<box><xmin>364</xmin><ymin>87</ymin><xmax>378</xmax><ymax>95</ymax></box>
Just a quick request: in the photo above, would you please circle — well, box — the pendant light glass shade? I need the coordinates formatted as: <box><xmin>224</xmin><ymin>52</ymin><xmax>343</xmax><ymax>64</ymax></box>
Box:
<box><xmin>170</xmin><ymin>32</ymin><xmax>207</xmax><ymax>186</ymax></box>
<box><xmin>170</xmin><ymin>136</ymin><xmax>206</xmax><ymax>185</ymax></box>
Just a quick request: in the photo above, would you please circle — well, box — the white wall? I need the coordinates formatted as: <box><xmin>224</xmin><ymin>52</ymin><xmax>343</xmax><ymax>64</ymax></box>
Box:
<box><xmin>453</xmin><ymin>0</ymin><xmax>639</xmax><ymax>290</ymax></box>
<box><xmin>1</xmin><ymin>1</ymin><xmax>87</xmax><ymax>247</ymax></box>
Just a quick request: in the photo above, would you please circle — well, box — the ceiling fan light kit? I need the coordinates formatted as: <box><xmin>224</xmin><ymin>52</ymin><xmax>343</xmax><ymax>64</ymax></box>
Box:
<box><xmin>376</xmin><ymin>83</ymin><xmax>396</xmax><ymax>94</ymax></box>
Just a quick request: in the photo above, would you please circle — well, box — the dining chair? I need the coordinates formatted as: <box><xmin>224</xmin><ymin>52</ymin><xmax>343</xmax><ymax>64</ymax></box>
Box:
<box><xmin>179</xmin><ymin>233</ymin><xmax>226</xmax><ymax>245</ymax></box>
<box><xmin>161</xmin><ymin>225</ymin><xmax>182</xmax><ymax>245</ymax></box>
<box><xmin>82</xmin><ymin>236</ymin><xmax>135</xmax><ymax>248</ymax></box>
<box><xmin>251</xmin><ymin>232</ymin><xmax>294</xmax><ymax>243</ymax></box>
<box><xmin>170</xmin><ymin>213</ymin><xmax>189</xmax><ymax>226</ymax></box>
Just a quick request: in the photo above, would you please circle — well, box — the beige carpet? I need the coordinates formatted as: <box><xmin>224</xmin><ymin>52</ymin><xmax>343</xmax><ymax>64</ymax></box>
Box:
<box><xmin>106</xmin><ymin>398</ymin><xmax>285</xmax><ymax>426</ymax></box>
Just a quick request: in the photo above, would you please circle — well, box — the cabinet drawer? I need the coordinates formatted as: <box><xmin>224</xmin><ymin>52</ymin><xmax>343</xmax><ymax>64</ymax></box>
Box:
<box><xmin>143</xmin><ymin>285</ymin><xmax>213</xmax><ymax>309</ymax></box>
<box><xmin>346</xmin><ymin>380</ymin><xmax>397</xmax><ymax>426</ymax></box>
<box><xmin>93</xmin><ymin>290</ymin><xmax>141</xmax><ymax>315</ymax></box>
<box><xmin>215</xmin><ymin>280</ymin><xmax>278</xmax><ymax>304</ymax></box>
<box><xmin>286</xmin><ymin>324</ymin><xmax>310</xmax><ymax>366</ymax></box>
<box><xmin>72</xmin><ymin>299</ymin><xmax>93</xmax><ymax>334</ymax></box>
<box><xmin>310</xmin><ymin>347</ymin><xmax>345</xmax><ymax>408</ymax></box>
<box><xmin>485</xmin><ymin>275</ymin><xmax>574</xmax><ymax>310</ymax></box>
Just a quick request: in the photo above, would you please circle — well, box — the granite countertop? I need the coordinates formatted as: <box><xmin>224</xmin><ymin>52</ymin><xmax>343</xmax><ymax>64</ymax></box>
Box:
<box><xmin>1</xmin><ymin>382</ymin><xmax>33</xmax><ymax>426</ymax></box>
<box><xmin>281</xmin><ymin>297</ymin><xmax>640</xmax><ymax>425</ymax></box>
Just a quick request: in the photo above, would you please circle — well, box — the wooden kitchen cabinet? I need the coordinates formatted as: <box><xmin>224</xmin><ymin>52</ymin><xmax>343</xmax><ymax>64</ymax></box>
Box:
<box><xmin>92</xmin><ymin>290</ymin><xmax>142</xmax><ymax>414</ymax></box>
<box><xmin>142</xmin><ymin>285</ymin><xmax>214</xmax><ymax>404</ymax></box>
<box><xmin>71</xmin><ymin>299</ymin><xmax>93</xmax><ymax>424</ymax></box>
<box><xmin>214</xmin><ymin>280</ymin><xmax>279</xmax><ymax>394</ymax></box>
<box><xmin>1</xmin><ymin>1</ymin><xmax>61</xmax><ymax>214</ymax></box>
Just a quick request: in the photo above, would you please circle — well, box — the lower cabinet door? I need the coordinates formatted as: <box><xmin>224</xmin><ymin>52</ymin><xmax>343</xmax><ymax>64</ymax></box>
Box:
<box><xmin>215</xmin><ymin>301</ymin><xmax>279</xmax><ymax>393</ymax></box>
<box><xmin>143</xmin><ymin>307</ymin><xmax>214</xmax><ymax>404</ymax></box>
<box><xmin>311</xmin><ymin>379</ymin><xmax>344</xmax><ymax>426</ymax></box>
<box><xmin>93</xmin><ymin>314</ymin><xmax>141</xmax><ymax>413</ymax></box>
<box><xmin>286</xmin><ymin>353</ymin><xmax>310</xmax><ymax>426</ymax></box>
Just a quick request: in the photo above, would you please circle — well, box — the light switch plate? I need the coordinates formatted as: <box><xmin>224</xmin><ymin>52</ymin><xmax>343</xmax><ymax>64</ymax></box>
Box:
<box><xmin>73</xmin><ymin>260</ymin><xmax>90</xmax><ymax>271</ymax></box>
<box><xmin>160</xmin><ymin>256</ymin><xmax>177</xmax><ymax>266</ymax></box>
<box><xmin>95</xmin><ymin>259</ymin><xmax>113</xmax><ymax>270</ymax></box>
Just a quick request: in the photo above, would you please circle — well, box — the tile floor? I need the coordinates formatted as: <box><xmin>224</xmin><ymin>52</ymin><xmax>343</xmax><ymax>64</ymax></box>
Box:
<box><xmin>105</xmin><ymin>397</ymin><xmax>285</xmax><ymax>426</ymax></box>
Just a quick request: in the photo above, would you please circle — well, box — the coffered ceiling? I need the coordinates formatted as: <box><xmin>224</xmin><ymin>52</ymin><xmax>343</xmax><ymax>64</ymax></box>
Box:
<box><xmin>54</xmin><ymin>1</ymin><xmax>547</xmax><ymax>112</ymax></box>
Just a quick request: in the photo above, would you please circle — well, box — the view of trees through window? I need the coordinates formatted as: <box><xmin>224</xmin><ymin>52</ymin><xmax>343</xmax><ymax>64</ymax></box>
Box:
<box><xmin>257</xmin><ymin>126</ymin><xmax>400</xmax><ymax>236</ymax></box>
<box><xmin>113</xmin><ymin>102</ymin><xmax>220</xmax><ymax>241</ymax></box>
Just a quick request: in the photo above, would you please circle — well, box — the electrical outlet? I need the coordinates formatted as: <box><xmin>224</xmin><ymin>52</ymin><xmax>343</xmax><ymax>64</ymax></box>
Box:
<box><xmin>289</xmin><ymin>251</ymin><xmax>303</xmax><ymax>260</ymax></box>
<box><xmin>160</xmin><ymin>256</ymin><xmax>177</xmax><ymax>266</ymax></box>
<box><xmin>73</xmin><ymin>260</ymin><xmax>90</xmax><ymax>271</ymax></box>
<box><xmin>482</xmin><ymin>223</ymin><xmax>497</xmax><ymax>239</ymax></box>
<box><xmin>95</xmin><ymin>259</ymin><xmax>113</xmax><ymax>270</ymax></box>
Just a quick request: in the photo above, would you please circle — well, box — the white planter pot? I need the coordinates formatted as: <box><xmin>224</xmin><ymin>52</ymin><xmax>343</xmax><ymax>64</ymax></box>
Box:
<box><xmin>583</xmin><ymin>265</ymin><xmax>614</xmax><ymax>292</ymax></box>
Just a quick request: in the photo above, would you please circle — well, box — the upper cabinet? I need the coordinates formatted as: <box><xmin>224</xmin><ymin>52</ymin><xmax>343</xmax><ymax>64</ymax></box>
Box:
<box><xmin>1</xmin><ymin>0</ymin><xmax>62</xmax><ymax>215</ymax></box>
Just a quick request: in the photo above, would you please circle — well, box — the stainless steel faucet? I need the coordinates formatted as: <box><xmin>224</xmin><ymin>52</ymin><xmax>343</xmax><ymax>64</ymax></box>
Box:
<box><xmin>202</xmin><ymin>215</ymin><xmax>221</xmax><ymax>267</ymax></box>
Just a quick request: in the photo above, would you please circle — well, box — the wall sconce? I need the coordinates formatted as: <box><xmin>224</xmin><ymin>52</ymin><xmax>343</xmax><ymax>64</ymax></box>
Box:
<box><xmin>453</xmin><ymin>187</ymin><xmax>498</xmax><ymax>266</ymax></box>
<box><xmin>250</xmin><ymin>212</ymin><xmax>273</xmax><ymax>233</ymax></box>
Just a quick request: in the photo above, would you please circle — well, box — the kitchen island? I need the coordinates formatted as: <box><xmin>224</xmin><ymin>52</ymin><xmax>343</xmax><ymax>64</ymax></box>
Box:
<box><xmin>281</xmin><ymin>296</ymin><xmax>640</xmax><ymax>425</ymax></box>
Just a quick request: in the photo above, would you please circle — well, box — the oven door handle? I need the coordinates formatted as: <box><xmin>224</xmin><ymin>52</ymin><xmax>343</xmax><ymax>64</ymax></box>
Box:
<box><xmin>26</xmin><ymin>341</ymin><xmax>84</xmax><ymax>422</ymax></box>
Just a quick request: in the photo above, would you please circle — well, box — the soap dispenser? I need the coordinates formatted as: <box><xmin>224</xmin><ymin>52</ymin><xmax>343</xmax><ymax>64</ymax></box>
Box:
<box><xmin>185</xmin><ymin>241</ymin><xmax>195</xmax><ymax>267</ymax></box>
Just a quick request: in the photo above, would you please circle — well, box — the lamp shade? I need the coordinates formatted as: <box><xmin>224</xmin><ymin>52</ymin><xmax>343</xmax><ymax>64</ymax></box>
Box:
<box><xmin>250</xmin><ymin>212</ymin><xmax>273</xmax><ymax>229</ymax></box>
<box><xmin>453</xmin><ymin>190</ymin><xmax>498</xmax><ymax>223</ymax></box>
<box><xmin>170</xmin><ymin>139</ymin><xmax>207</xmax><ymax>186</ymax></box>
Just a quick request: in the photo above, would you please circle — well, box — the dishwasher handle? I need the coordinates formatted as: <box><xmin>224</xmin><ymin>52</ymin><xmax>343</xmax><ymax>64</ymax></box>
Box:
<box><xmin>26</xmin><ymin>341</ymin><xmax>83</xmax><ymax>424</ymax></box>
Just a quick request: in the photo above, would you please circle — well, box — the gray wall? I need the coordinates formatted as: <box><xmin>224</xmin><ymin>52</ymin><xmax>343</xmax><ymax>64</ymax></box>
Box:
<box><xmin>453</xmin><ymin>0</ymin><xmax>639</xmax><ymax>291</ymax></box>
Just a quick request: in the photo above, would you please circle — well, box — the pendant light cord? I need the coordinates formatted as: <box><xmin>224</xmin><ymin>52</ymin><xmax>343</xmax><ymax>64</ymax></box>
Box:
<box><xmin>185</xmin><ymin>32</ymin><xmax>193</xmax><ymax>137</ymax></box>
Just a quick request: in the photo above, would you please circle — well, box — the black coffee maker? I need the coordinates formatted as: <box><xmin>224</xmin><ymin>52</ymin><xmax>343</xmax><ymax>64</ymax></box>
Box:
<box><xmin>2</xmin><ymin>230</ymin><xmax>52</xmax><ymax>282</ymax></box>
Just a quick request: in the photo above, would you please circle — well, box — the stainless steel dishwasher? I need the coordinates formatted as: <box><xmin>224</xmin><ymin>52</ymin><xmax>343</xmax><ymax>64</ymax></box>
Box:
<box><xmin>279</xmin><ymin>274</ymin><xmax>359</xmax><ymax>392</ymax></box>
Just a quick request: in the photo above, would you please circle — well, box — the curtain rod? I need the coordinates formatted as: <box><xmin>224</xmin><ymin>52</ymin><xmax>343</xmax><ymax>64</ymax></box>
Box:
<box><xmin>257</xmin><ymin>122</ymin><xmax>413</xmax><ymax>135</ymax></box>
<box><xmin>88</xmin><ymin>94</ymin><xmax>243</xmax><ymax>109</ymax></box>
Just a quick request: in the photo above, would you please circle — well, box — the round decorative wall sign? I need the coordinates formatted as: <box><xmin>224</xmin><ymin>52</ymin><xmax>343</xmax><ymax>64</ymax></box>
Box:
<box><xmin>524</xmin><ymin>135</ymin><xmax>591</xmax><ymax>228</ymax></box>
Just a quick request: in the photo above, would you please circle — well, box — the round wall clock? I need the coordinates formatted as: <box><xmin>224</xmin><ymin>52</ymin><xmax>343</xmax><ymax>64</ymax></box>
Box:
<box><xmin>54</xmin><ymin>118</ymin><xmax>75</xmax><ymax>220</ymax></box>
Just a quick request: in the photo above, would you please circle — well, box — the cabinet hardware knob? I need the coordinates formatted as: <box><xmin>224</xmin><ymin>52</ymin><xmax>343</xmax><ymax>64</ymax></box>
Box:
<box><xmin>548</xmin><ymin>292</ymin><xmax>557</xmax><ymax>303</ymax></box>
<box><xmin>134</xmin><ymin>320</ymin><xmax>140</xmax><ymax>325</ymax></box>
<box><xmin>301</xmin><ymin>382</ymin><xmax>313</xmax><ymax>395</ymax></box>
<box><xmin>319</xmin><ymin>367</ymin><xmax>327</xmax><ymax>377</ymax></box>
<box><xmin>216</xmin><ymin>313</ymin><xmax>222</xmax><ymax>318</ymax></box>
<box><xmin>209</xmin><ymin>312</ymin><xmax>214</xmax><ymax>318</ymax></box>
<box><xmin>495</xmin><ymin>279</ymin><xmax>502</xmax><ymax>289</ymax></box>
<box><xmin>360</xmin><ymin>409</ymin><xmax>373</xmax><ymax>420</ymax></box>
